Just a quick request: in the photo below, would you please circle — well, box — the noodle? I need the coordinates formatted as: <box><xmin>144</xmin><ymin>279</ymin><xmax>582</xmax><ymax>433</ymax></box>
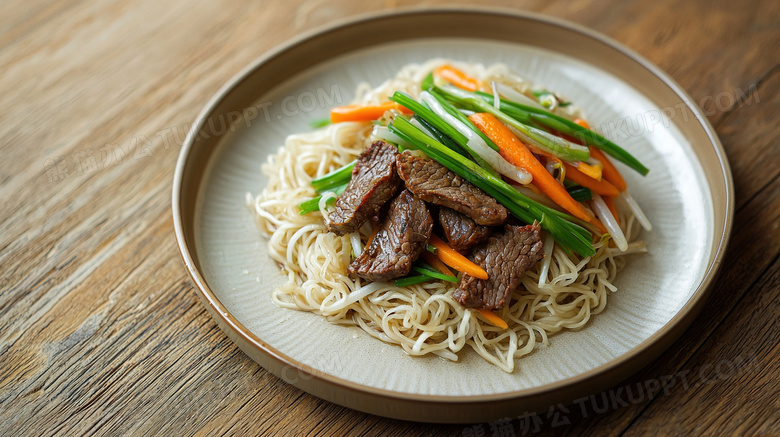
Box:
<box><xmin>248</xmin><ymin>60</ymin><xmax>646</xmax><ymax>372</ymax></box>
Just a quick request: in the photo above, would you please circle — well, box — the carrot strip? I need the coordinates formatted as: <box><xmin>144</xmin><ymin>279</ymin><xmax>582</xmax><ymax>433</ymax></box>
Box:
<box><xmin>330</xmin><ymin>102</ymin><xmax>412</xmax><ymax>123</ymax></box>
<box><xmin>433</xmin><ymin>65</ymin><xmax>482</xmax><ymax>92</ymax></box>
<box><xmin>573</xmin><ymin>161</ymin><xmax>602</xmax><ymax>181</ymax></box>
<box><xmin>603</xmin><ymin>195</ymin><xmax>621</xmax><ymax>227</ymax></box>
<box><xmin>422</xmin><ymin>251</ymin><xmax>455</xmax><ymax>277</ymax></box>
<box><xmin>469</xmin><ymin>113</ymin><xmax>592</xmax><ymax>222</ymax></box>
<box><xmin>563</xmin><ymin>162</ymin><xmax>620</xmax><ymax>197</ymax></box>
<box><xmin>429</xmin><ymin>235</ymin><xmax>488</xmax><ymax>280</ymax></box>
<box><xmin>574</xmin><ymin>119</ymin><xmax>590</xmax><ymax>129</ymax></box>
<box><xmin>476</xmin><ymin>309</ymin><xmax>508</xmax><ymax>330</ymax></box>
<box><xmin>589</xmin><ymin>147</ymin><xmax>627</xmax><ymax>191</ymax></box>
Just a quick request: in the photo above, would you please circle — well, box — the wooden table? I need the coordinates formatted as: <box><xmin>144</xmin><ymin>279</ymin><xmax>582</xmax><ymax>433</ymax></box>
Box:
<box><xmin>2</xmin><ymin>1</ymin><xmax>778</xmax><ymax>435</ymax></box>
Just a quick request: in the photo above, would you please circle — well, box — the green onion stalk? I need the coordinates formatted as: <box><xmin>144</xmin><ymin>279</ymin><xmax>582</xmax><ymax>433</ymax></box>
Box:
<box><xmin>412</xmin><ymin>264</ymin><xmax>457</xmax><ymax>283</ymax></box>
<box><xmin>311</xmin><ymin>160</ymin><xmax>355</xmax><ymax>193</ymax></box>
<box><xmin>394</xmin><ymin>275</ymin><xmax>433</xmax><ymax>287</ymax></box>
<box><xmin>298</xmin><ymin>183</ymin><xmax>347</xmax><ymax>215</ymax></box>
<box><xmin>395</xmin><ymin>262</ymin><xmax>458</xmax><ymax>287</ymax></box>
<box><xmin>566</xmin><ymin>186</ymin><xmax>592</xmax><ymax>202</ymax></box>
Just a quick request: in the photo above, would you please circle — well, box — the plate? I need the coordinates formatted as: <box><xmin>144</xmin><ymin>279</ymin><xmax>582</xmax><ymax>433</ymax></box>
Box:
<box><xmin>172</xmin><ymin>8</ymin><xmax>733</xmax><ymax>423</ymax></box>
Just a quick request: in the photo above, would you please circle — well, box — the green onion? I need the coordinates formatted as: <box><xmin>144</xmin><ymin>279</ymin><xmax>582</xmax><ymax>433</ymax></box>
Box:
<box><xmin>309</xmin><ymin>118</ymin><xmax>331</xmax><ymax>128</ymax></box>
<box><xmin>475</xmin><ymin>91</ymin><xmax>649</xmax><ymax>175</ymax></box>
<box><xmin>394</xmin><ymin>275</ymin><xmax>433</xmax><ymax>287</ymax></box>
<box><xmin>395</xmin><ymin>261</ymin><xmax>458</xmax><ymax>286</ymax></box>
<box><xmin>392</xmin><ymin>92</ymin><xmax>466</xmax><ymax>143</ymax></box>
<box><xmin>531</xmin><ymin>90</ymin><xmax>571</xmax><ymax>107</ymax></box>
<box><xmin>311</xmin><ymin>161</ymin><xmax>355</xmax><ymax>193</ymax></box>
<box><xmin>426</xmin><ymin>244</ymin><xmax>438</xmax><ymax>254</ymax></box>
<box><xmin>426</xmin><ymin>91</ymin><xmax>501</xmax><ymax>152</ymax></box>
<box><xmin>421</xmin><ymin>72</ymin><xmax>434</xmax><ymax>92</ymax></box>
<box><xmin>567</xmin><ymin>186</ymin><xmax>592</xmax><ymax>202</ymax></box>
<box><xmin>298</xmin><ymin>183</ymin><xmax>347</xmax><ymax>215</ymax></box>
<box><xmin>389</xmin><ymin>116</ymin><xmax>594</xmax><ymax>257</ymax></box>
<box><xmin>537</xmin><ymin>92</ymin><xmax>558</xmax><ymax>110</ymax></box>
<box><xmin>434</xmin><ymin>85</ymin><xmax>590</xmax><ymax>162</ymax></box>
<box><xmin>415</xmin><ymin>116</ymin><xmax>468</xmax><ymax>157</ymax></box>
<box><xmin>412</xmin><ymin>265</ymin><xmax>458</xmax><ymax>283</ymax></box>
<box><xmin>391</xmin><ymin>92</ymin><xmax>500</xmax><ymax>178</ymax></box>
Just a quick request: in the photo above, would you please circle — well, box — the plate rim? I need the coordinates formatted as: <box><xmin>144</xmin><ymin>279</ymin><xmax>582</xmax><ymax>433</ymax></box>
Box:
<box><xmin>172</xmin><ymin>6</ymin><xmax>734</xmax><ymax>421</ymax></box>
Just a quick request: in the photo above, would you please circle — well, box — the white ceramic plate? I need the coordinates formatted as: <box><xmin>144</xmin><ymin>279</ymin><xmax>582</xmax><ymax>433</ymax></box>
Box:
<box><xmin>174</xmin><ymin>9</ymin><xmax>732</xmax><ymax>422</ymax></box>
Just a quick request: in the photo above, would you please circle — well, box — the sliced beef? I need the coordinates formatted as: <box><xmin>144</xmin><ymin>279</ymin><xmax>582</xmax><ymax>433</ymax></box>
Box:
<box><xmin>395</xmin><ymin>151</ymin><xmax>507</xmax><ymax>226</ymax></box>
<box><xmin>453</xmin><ymin>223</ymin><xmax>544</xmax><ymax>310</ymax></box>
<box><xmin>326</xmin><ymin>141</ymin><xmax>401</xmax><ymax>235</ymax></box>
<box><xmin>438</xmin><ymin>207</ymin><xmax>492</xmax><ymax>254</ymax></box>
<box><xmin>348</xmin><ymin>190</ymin><xmax>433</xmax><ymax>282</ymax></box>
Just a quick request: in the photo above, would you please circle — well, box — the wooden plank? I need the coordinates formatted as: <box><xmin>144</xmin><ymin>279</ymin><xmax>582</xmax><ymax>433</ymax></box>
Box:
<box><xmin>623</xmin><ymin>257</ymin><xmax>780</xmax><ymax>435</ymax></box>
<box><xmin>715</xmin><ymin>68</ymin><xmax>780</xmax><ymax>210</ymax></box>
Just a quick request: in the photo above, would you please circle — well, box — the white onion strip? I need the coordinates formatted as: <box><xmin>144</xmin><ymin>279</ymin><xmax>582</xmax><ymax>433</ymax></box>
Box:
<box><xmin>491</xmin><ymin>81</ymin><xmax>501</xmax><ymax>110</ymax></box>
<box><xmin>324</xmin><ymin>281</ymin><xmax>386</xmax><ymax>312</ymax></box>
<box><xmin>349</xmin><ymin>232</ymin><xmax>363</xmax><ymax>258</ymax></box>
<box><xmin>494</xmin><ymin>82</ymin><xmax>546</xmax><ymax>110</ymax></box>
<box><xmin>432</xmin><ymin>349</ymin><xmax>459</xmax><ymax>362</ymax></box>
<box><xmin>538</xmin><ymin>232</ymin><xmax>555</xmax><ymax>287</ymax></box>
<box><xmin>419</xmin><ymin>91</ymin><xmax>532</xmax><ymax>185</ymax></box>
<box><xmin>592</xmin><ymin>194</ymin><xmax>628</xmax><ymax>251</ymax></box>
<box><xmin>621</xmin><ymin>190</ymin><xmax>652</xmax><ymax>231</ymax></box>
<box><xmin>371</xmin><ymin>125</ymin><xmax>409</xmax><ymax>147</ymax></box>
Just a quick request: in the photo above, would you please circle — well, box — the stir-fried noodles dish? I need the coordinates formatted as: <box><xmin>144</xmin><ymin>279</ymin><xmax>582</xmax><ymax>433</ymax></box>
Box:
<box><xmin>248</xmin><ymin>60</ymin><xmax>651</xmax><ymax>372</ymax></box>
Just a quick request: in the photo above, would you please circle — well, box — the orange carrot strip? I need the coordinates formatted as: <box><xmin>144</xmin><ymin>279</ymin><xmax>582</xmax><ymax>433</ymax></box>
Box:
<box><xmin>589</xmin><ymin>147</ymin><xmax>627</xmax><ymax>192</ymax></box>
<box><xmin>603</xmin><ymin>195</ymin><xmax>621</xmax><ymax>227</ymax></box>
<box><xmin>422</xmin><ymin>251</ymin><xmax>455</xmax><ymax>277</ymax></box>
<box><xmin>476</xmin><ymin>309</ymin><xmax>508</xmax><ymax>330</ymax></box>
<box><xmin>429</xmin><ymin>235</ymin><xmax>488</xmax><ymax>280</ymax></box>
<box><xmin>574</xmin><ymin>118</ymin><xmax>590</xmax><ymax>129</ymax></box>
<box><xmin>330</xmin><ymin>102</ymin><xmax>412</xmax><ymax>123</ymax></box>
<box><xmin>524</xmin><ymin>142</ymin><xmax>555</xmax><ymax>159</ymax></box>
<box><xmin>563</xmin><ymin>162</ymin><xmax>620</xmax><ymax>197</ymax></box>
<box><xmin>468</xmin><ymin>113</ymin><xmax>592</xmax><ymax>222</ymax></box>
<box><xmin>573</xmin><ymin>161</ymin><xmax>602</xmax><ymax>181</ymax></box>
<box><xmin>433</xmin><ymin>65</ymin><xmax>482</xmax><ymax>92</ymax></box>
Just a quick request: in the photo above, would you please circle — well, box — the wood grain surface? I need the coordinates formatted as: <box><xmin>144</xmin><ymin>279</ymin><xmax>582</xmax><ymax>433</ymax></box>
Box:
<box><xmin>1</xmin><ymin>0</ymin><xmax>778</xmax><ymax>435</ymax></box>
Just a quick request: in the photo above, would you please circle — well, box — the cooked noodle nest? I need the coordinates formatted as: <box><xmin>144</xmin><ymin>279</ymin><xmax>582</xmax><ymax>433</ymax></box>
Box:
<box><xmin>248</xmin><ymin>59</ymin><xmax>646</xmax><ymax>372</ymax></box>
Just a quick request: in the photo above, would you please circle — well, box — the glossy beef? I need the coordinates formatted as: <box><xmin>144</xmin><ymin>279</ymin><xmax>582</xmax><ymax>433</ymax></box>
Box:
<box><xmin>326</xmin><ymin>140</ymin><xmax>400</xmax><ymax>235</ymax></box>
<box><xmin>453</xmin><ymin>223</ymin><xmax>544</xmax><ymax>310</ymax></box>
<box><xmin>438</xmin><ymin>207</ymin><xmax>492</xmax><ymax>254</ymax></box>
<box><xmin>395</xmin><ymin>151</ymin><xmax>507</xmax><ymax>226</ymax></box>
<box><xmin>348</xmin><ymin>190</ymin><xmax>433</xmax><ymax>282</ymax></box>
